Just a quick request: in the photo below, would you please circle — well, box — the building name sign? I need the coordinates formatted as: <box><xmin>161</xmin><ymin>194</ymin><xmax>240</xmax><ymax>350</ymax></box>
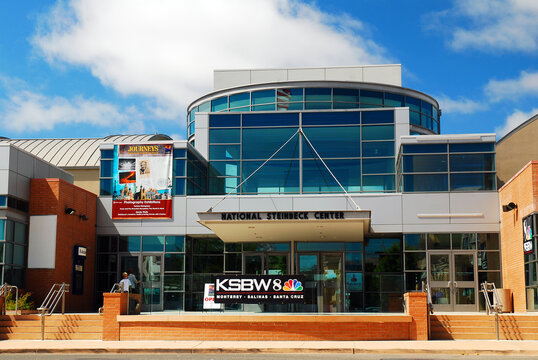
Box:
<box><xmin>213</xmin><ymin>275</ymin><xmax>306</xmax><ymax>304</ymax></box>
<box><xmin>220</xmin><ymin>211</ymin><xmax>346</xmax><ymax>221</ymax></box>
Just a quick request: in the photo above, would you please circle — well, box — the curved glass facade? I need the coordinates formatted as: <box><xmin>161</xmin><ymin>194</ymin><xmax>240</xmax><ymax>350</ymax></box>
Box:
<box><xmin>188</xmin><ymin>86</ymin><xmax>440</xmax><ymax>138</ymax></box>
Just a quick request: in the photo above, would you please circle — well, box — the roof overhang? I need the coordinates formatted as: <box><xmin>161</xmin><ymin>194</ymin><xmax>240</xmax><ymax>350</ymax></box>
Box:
<box><xmin>198</xmin><ymin>210</ymin><xmax>371</xmax><ymax>243</ymax></box>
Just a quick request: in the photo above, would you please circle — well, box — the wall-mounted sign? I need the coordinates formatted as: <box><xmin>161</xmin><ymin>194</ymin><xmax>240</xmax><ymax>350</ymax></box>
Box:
<box><xmin>112</xmin><ymin>143</ymin><xmax>173</xmax><ymax>219</ymax></box>
<box><xmin>523</xmin><ymin>215</ymin><xmax>534</xmax><ymax>255</ymax></box>
<box><xmin>216</xmin><ymin>211</ymin><xmax>363</xmax><ymax>221</ymax></box>
<box><xmin>77</xmin><ymin>246</ymin><xmax>87</xmax><ymax>257</ymax></box>
<box><xmin>203</xmin><ymin>283</ymin><xmax>223</xmax><ymax>310</ymax></box>
<box><xmin>213</xmin><ymin>275</ymin><xmax>305</xmax><ymax>304</ymax></box>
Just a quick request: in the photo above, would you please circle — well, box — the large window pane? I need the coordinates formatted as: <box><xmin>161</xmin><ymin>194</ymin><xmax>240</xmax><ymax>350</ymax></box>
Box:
<box><xmin>191</xmin><ymin>238</ymin><xmax>224</xmax><ymax>254</ymax></box>
<box><xmin>119</xmin><ymin>236</ymin><xmax>140</xmax><ymax>252</ymax></box>
<box><xmin>405</xmin><ymin>96</ymin><xmax>421</xmax><ymax>112</ymax></box>
<box><xmin>362</xmin><ymin>110</ymin><xmax>394</xmax><ymax>124</ymax></box>
<box><xmin>297</xmin><ymin>242</ymin><xmax>344</xmax><ymax>251</ymax></box>
<box><xmin>450</xmin><ymin>143</ymin><xmax>494</xmax><ymax>153</ymax></box>
<box><xmin>365</xmin><ymin>238</ymin><xmax>401</xmax><ymax>253</ymax></box>
<box><xmin>251</xmin><ymin>90</ymin><xmax>275</xmax><ymax>105</ymax></box>
<box><xmin>405</xmin><ymin>253</ymin><xmax>426</xmax><ymax>270</ymax></box>
<box><xmin>209</xmin><ymin>161</ymin><xmax>240</xmax><ymax>177</ymax></box>
<box><xmin>403</xmin><ymin>154</ymin><xmax>448</xmax><ymax>172</ymax></box>
<box><xmin>402</xmin><ymin>144</ymin><xmax>447</xmax><ymax>154</ymax></box>
<box><xmin>209</xmin><ymin>129</ymin><xmax>240</xmax><ymax>144</ymax></box>
<box><xmin>242</xmin><ymin>160</ymin><xmax>299</xmax><ymax>193</ymax></box>
<box><xmin>403</xmin><ymin>174</ymin><xmax>448</xmax><ymax>192</ymax></box>
<box><xmin>428</xmin><ymin>234</ymin><xmax>451</xmax><ymax>249</ymax></box>
<box><xmin>193</xmin><ymin>255</ymin><xmax>223</xmax><ymax>273</ymax></box>
<box><xmin>229</xmin><ymin>93</ymin><xmax>250</xmax><ymax>109</ymax></box>
<box><xmin>478</xmin><ymin>252</ymin><xmax>500</xmax><ymax>270</ymax></box>
<box><xmin>302</xmin><ymin>159</ymin><xmax>361</xmax><ymax>192</ymax></box>
<box><xmin>209</xmin><ymin>145</ymin><xmax>240</xmax><ymax>160</ymax></box>
<box><xmin>362</xmin><ymin>175</ymin><xmax>395</xmax><ymax>192</ymax></box>
<box><xmin>165</xmin><ymin>236</ymin><xmax>185</xmax><ymax>252</ymax></box>
<box><xmin>360</xmin><ymin>90</ymin><xmax>383</xmax><ymax>105</ymax></box>
<box><xmin>362</xmin><ymin>158</ymin><xmax>394</xmax><ymax>174</ymax></box>
<box><xmin>100</xmin><ymin>160</ymin><xmax>113</xmax><ymax>177</ymax></box>
<box><xmin>364</xmin><ymin>254</ymin><xmax>401</xmax><ymax>272</ymax></box>
<box><xmin>305</xmin><ymin>88</ymin><xmax>331</xmax><ymax>102</ymax></box>
<box><xmin>211</xmin><ymin>96</ymin><xmax>228</xmax><ymax>112</ymax></box>
<box><xmin>333</xmin><ymin>88</ymin><xmax>359</xmax><ymax>103</ymax></box>
<box><xmin>14</xmin><ymin>223</ymin><xmax>26</xmax><ymax>244</ymax></box>
<box><xmin>302</xmin><ymin>112</ymin><xmax>360</xmax><ymax>125</ymax></box>
<box><xmin>478</xmin><ymin>233</ymin><xmax>499</xmax><ymax>250</ymax></box>
<box><xmin>242</xmin><ymin>113</ymin><xmax>299</xmax><ymax>127</ymax></box>
<box><xmin>384</xmin><ymin>93</ymin><xmax>404</xmax><ymax>107</ymax></box>
<box><xmin>277</xmin><ymin>88</ymin><xmax>303</xmax><ymax>111</ymax></box>
<box><xmin>302</xmin><ymin>127</ymin><xmax>360</xmax><ymax>158</ymax></box>
<box><xmin>362</xmin><ymin>125</ymin><xmax>394</xmax><ymax>140</ymax></box>
<box><xmin>450</xmin><ymin>173</ymin><xmax>496</xmax><ymax>191</ymax></box>
<box><xmin>404</xmin><ymin>234</ymin><xmax>426</xmax><ymax>250</ymax></box>
<box><xmin>165</xmin><ymin>254</ymin><xmax>184</xmax><ymax>272</ymax></box>
<box><xmin>362</xmin><ymin>141</ymin><xmax>394</xmax><ymax>157</ymax></box>
<box><xmin>452</xmin><ymin>234</ymin><xmax>477</xmax><ymax>249</ymax></box>
<box><xmin>450</xmin><ymin>154</ymin><xmax>495</xmax><ymax>172</ymax></box>
<box><xmin>242</xmin><ymin>128</ymin><xmax>299</xmax><ymax>159</ymax></box>
<box><xmin>209</xmin><ymin>114</ymin><xmax>240</xmax><ymax>127</ymax></box>
<box><xmin>142</xmin><ymin>236</ymin><xmax>164</xmax><ymax>252</ymax></box>
<box><xmin>346</xmin><ymin>252</ymin><xmax>363</xmax><ymax>271</ymax></box>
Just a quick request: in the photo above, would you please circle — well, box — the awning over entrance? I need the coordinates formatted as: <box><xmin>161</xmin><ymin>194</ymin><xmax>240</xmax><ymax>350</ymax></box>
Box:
<box><xmin>197</xmin><ymin>210</ymin><xmax>371</xmax><ymax>243</ymax></box>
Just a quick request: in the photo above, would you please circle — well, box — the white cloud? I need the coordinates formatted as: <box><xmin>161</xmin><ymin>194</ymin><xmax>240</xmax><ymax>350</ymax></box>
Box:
<box><xmin>436</xmin><ymin>95</ymin><xmax>487</xmax><ymax>115</ymax></box>
<box><xmin>432</xmin><ymin>0</ymin><xmax>538</xmax><ymax>52</ymax></box>
<box><xmin>33</xmin><ymin>0</ymin><xmax>389</xmax><ymax>119</ymax></box>
<box><xmin>0</xmin><ymin>89</ymin><xmax>132</xmax><ymax>133</ymax></box>
<box><xmin>485</xmin><ymin>71</ymin><xmax>538</xmax><ymax>102</ymax></box>
<box><xmin>495</xmin><ymin>108</ymin><xmax>538</xmax><ymax>138</ymax></box>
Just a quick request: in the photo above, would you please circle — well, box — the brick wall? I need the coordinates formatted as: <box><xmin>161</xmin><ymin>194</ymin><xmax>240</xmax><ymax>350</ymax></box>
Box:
<box><xmin>499</xmin><ymin>161</ymin><xmax>538</xmax><ymax>312</ymax></box>
<box><xmin>26</xmin><ymin>178</ymin><xmax>97</xmax><ymax>313</ymax></box>
<box><xmin>405</xmin><ymin>292</ymin><xmax>428</xmax><ymax>340</ymax></box>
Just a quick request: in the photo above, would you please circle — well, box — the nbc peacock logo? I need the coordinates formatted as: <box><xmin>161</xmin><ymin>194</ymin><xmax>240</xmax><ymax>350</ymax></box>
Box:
<box><xmin>283</xmin><ymin>279</ymin><xmax>303</xmax><ymax>291</ymax></box>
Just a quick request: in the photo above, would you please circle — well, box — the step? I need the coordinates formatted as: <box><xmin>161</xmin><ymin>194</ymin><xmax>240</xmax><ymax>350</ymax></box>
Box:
<box><xmin>432</xmin><ymin>333</ymin><xmax>498</xmax><ymax>340</ymax></box>
<box><xmin>0</xmin><ymin>315</ymin><xmax>40</xmax><ymax>321</ymax></box>
<box><xmin>44</xmin><ymin>333</ymin><xmax>102</xmax><ymax>340</ymax></box>
<box><xmin>0</xmin><ymin>333</ymin><xmax>41</xmax><ymax>340</ymax></box>
<box><xmin>43</xmin><ymin>326</ymin><xmax>103</xmax><ymax>333</ymax></box>
<box><xmin>431</xmin><ymin>327</ymin><xmax>496</xmax><ymax>334</ymax></box>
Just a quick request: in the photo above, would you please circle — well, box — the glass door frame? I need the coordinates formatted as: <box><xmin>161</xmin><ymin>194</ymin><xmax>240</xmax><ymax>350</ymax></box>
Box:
<box><xmin>140</xmin><ymin>253</ymin><xmax>164</xmax><ymax>312</ymax></box>
<box><xmin>452</xmin><ymin>250</ymin><xmax>478</xmax><ymax>312</ymax></box>
<box><xmin>243</xmin><ymin>252</ymin><xmax>290</xmax><ymax>275</ymax></box>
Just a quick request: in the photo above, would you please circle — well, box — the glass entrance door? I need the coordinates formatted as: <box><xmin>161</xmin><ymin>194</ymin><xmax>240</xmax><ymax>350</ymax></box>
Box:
<box><xmin>429</xmin><ymin>252</ymin><xmax>477</xmax><ymax>312</ymax></box>
<box><xmin>141</xmin><ymin>255</ymin><xmax>163</xmax><ymax>312</ymax></box>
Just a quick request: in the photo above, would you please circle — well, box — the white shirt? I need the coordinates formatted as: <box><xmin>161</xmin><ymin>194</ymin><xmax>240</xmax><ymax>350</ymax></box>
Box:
<box><xmin>119</xmin><ymin>278</ymin><xmax>130</xmax><ymax>292</ymax></box>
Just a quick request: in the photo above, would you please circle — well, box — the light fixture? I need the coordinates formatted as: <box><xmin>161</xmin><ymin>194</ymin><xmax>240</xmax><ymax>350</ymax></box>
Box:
<box><xmin>79</xmin><ymin>214</ymin><xmax>88</xmax><ymax>221</ymax></box>
<box><xmin>65</xmin><ymin>207</ymin><xmax>76</xmax><ymax>215</ymax></box>
<box><xmin>502</xmin><ymin>202</ymin><xmax>517</xmax><ymax>212</ymax></box>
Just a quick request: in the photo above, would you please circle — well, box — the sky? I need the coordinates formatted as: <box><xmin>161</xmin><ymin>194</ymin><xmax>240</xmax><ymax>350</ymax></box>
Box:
<box><xmin>0</xmin><ymin>0</ymin><xmax>537</xmax><ymax>140</ymax></box>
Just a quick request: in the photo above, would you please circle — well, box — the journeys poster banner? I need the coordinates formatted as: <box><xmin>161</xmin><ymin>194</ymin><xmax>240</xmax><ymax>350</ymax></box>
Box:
<box><xmin>112</xmin><ymin>143</ymin><xmax>173</xmax><ymax>219</ymax></box>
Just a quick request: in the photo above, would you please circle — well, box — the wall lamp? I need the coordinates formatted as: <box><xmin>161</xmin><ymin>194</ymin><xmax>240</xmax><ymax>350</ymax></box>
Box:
<box><xmin>79</xmin><ymin>214</ymin><xmax>88</xmax><ymax>221</ymax></box>
<box><xmin>65</xmin><ymin>207</ymin><xmax>77</xmax><ymax>215</ymax></box>
<box><xmin>502</xmin><ymin>202</ymin><xmax>518</xmax><ymax>212</ymax></box>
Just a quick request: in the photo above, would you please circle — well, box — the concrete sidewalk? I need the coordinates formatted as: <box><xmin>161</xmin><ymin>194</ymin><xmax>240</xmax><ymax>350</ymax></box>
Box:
<box><xmin>1</xmin><ymin>340</ymin><xmax>538</xmax><ymax>356</ymax></box>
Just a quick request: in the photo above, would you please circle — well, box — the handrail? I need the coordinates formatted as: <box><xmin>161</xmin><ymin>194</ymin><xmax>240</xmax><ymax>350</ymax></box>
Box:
<box><xmin>422</xmin><ymin>281</ymin><xmax>433</xmax><ymax>340</ymax></box>
<box><xmin>110</xmin><ymin>283</ymin><xmax>122</xmax><ymax>293</ymax></box>
<box><xmin>481</xmin><ymin>281</ymin><xmax>502</xmax><ymax>340</ymax></box>
<box><xmin>37</xmin><ymin>283</ymin><xmax>70</xmax><ymax>316</ymax></box>
<box><xmin>0</xmin><ymin>283</ymin><xmax>19</xmax><ymax>314</ymax></box>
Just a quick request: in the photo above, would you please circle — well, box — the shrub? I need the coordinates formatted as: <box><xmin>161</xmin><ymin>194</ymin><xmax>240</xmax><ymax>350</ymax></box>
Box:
<box><xmin>5</xmin><ymin>291</ymin><xmax>36</xmax><ymax>310</ymax></box>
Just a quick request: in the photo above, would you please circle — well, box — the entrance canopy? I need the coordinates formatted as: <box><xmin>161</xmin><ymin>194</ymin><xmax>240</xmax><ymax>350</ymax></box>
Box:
<box><xmin>198</xmin><ymin>210</ymin><xmax>371</xmax><ymax>243</ymax></box>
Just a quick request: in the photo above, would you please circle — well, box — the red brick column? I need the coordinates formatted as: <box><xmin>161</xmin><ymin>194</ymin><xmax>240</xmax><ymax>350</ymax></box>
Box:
<box><xmin>102</xmin><ymin>293</ymin><xmax>127</xmax><ymax>341</ymax></box>
<box><xmin>405</xmin><ymin>292</ymin><xmax>428</xmax><ymax>340</ymax></box>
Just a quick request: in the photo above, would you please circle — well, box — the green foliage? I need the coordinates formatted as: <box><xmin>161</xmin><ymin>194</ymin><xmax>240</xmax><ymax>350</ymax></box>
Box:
<box><xmin>5</xmin><ymin>291</ymin><xmax>35</xmax><ymax>310</ymax></box>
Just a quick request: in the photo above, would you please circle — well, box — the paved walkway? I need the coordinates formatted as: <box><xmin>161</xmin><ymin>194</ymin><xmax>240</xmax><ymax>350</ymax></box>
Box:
<box><xmin>2</xmin><ymin>340</ymin><xmax>538</xmax><ymax>355</ymax></box>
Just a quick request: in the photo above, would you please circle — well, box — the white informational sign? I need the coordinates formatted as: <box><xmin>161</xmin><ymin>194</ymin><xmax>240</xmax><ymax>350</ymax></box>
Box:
<box><xmin>203</xmin><ymin>283</ymin><xmax>222</xmax><ymax>310</ymax></box>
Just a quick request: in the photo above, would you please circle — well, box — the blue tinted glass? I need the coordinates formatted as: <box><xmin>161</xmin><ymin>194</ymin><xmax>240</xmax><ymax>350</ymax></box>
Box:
<box><xmin>0</xmin><ymin>219</ymin><xmax>4</xmax><ymax>239</ymax></box>
<box><xmin>302</xmin><ymin>159</ymin><xmax>361</xmax><ymax>192</ymax></box>
<box><xmin>242</xmin><ymin>113</ymin><xmax>299</xmax><ymax>127</ymax></box>
<box><xmin>450</xmin><ymin>173</ymin><xmax>496</xmax><ymax>191</ymax></box>
<box><xmin>305</xmin><ymin>88</ymin><xmax>331</xmax><ymax>101</ymax></box>
<box><xmin>362</xmin><ymin>110</ymin><xmax>394</xmax><ymax>124</ymax></box>
<box><xmin>229</xmin><ymin>93</ymin><xmax>250</xmax><ymax>109</ymax></box>
<box><xmin>410</xmin><ymin>111</ymin><xmax>421</xmax><ymax>126</ymax></box>
<box><xmin>346</xmin><ymin>242</ymin><xmax>363</xmax><ymax>251</ymax></box>
<box><xmin>362</xmin><ymin>175</ymin><xmax>395</xmax><ymax>191</ymax></box>
<box><xmin>365</xmin><ymin>238</ymin><xmax>401</xmax><ymax>253</ymax></box>
<box><xmin>403</xmin><ymin>174</ymin><xmax>448</xmax><ymax>192</ymax></box>
<box><xmin>209</xmin><ymin>114</ymin><xmax>240</xmax><ymax>127</ymax></box>
<box><xmin>421</xmin><ymin>114</ymin><xmax>432</xmax><ymax>129</ymax></box>
<box><xmin>283</xmin><ymin>102</ymin><xmax>304</xmax><ymax>111</ymax></box>
<box><xmin>402</xmin><ymin>144</ymin><xmax>447</xmax><ymax>154</ymax></box>
<box><xmin>189</xmin><ymin>107</ymin><xmax>198</xmax><ymax>121</ymax></box>
<box><xmin>211</xmin><ymin>96</ymin><xmax>228</xmax><ymax>112</ymax></box>
<box><xmin>189</xmin><ymin>121</ymin><xmax>195</xmax><ymax>135</ymax></box>
<box><xmin>209</xmin><ymin>129</ymin><xmax>240</xmax><ymax>143</ymax></box>
<box><xmin>209</xmin><ymin>161</ymin><xmax>240</xmax><ymax>176</ymax></box>
<box><xmin>362</xmin><ymin>158</ymin><xmax>395</xmax><ymax>174</ymax></box>
<box><xmin>362</xmin><ymin>125</ymin><xmax>394</xmax><ymax>140</ymax></box>
<box><xmin>120</xmin><ymin>236</ymin><xmax>140</xmax><ymax>252</ymax></box>
<box><xmin>209</xmin><ymin>145</ymin><xmax>240</xmax><ymax>160</ymax></box>
<box><xmin>208</xmin><ymin>177</ymin><xmax>238</xmax><ymax>195</ymax></box>
<box><xmin>333</xmin><ymin>102</ymin><xmax>359</xmax><ymax>109</ymax></box>
<box><xmin>384</xmin><ymin>93</ymin><xmax>404</xmax><ymax>107</ymax></box>
<box><xmin>302</xmin><ymin>112</ymin><xmax>360</xmax><ymax>125</ymax></box>
<box><xmin>174</xmin><ymin>159</ymin><xmax>185</xmax><ymax>176</ymax></box>
<box><xmin>403</xmin><ymin>155</ymin><xmax>448</xmax><ymax>172</ymax></box>
<box><xmin>433</xmin><ymin>121</ymin><xmax>440</xmax><ymax>134</ymax></box>
<box><xmin>100</xmin><ymin>160</ymin><xmax>113</xmax><ymax>177</ymax></box>
<box><xmin>198</xmin><ymin>101</ymin><xmax>210</xmax><ymax>112</ymax></box>
<box><xmin>173</xmin><ymin>178</ymin><xmax>185</xmax><ymax>195</ymax></box>
<box><xmin>302</xmin><ymin>127</ymin><xmax>360</xmax><ymax>158</ymax></box>
<box><xmin>100</xmin><ymin>149</ymin><xmax>114</xmax><ymax>159</ymax></box>
<box><xmin>360</xmin><ymin>90</ymin><xmax>383</xmax><ymax>105</ymax></box>
<box><xmin>305</xmin><ymin>102</ymin><xmax>331</xmax><ymax>110</ymax></box>
<box><xmin>296</xmin><ymin>242</ymin><xmax>344</xmax><ymax>251</ymax></box>
<box><xmin>333</xmin><ymin>88</ymin><xmax>359</xmax><ymax>103</ymax></box>
<box><xmin>166</xmin><ymin>236</ymin><xmax>185</xmax><ymax>252</ymax></box>
<box><xmin>242</xmin><ymin>128</ymin><xmax>299</xmax><ymax>159</ymax></box>
<box><xmin>421</xmin><ymin>101</ymin><xmax>432</xmax><ymax>116</ymax></box>
<box><xmin>229</xmin><ymin>106</ymin><xmax>250</xmax><ymax>112</ymax></box>
<box><xmin>242</xmin><ymin>160</ymin><xmax>299</xmax><ymax>193</ymax></box>
<box><xmin>100</xmin><ymin>179</ymin><xmax>113</xmax><ymax>196</ymax></box>
<box><xmin>0</xmin><ymin>196</ymin><xmax>6</xmax><ymax>207</ymax></box>
<box><xmin>243</xmin><ymin>243</ymin><xmax>290</xmax><ymax>252</ymax></box>
<box><xmin>405</xmin><ymin>96</ymin><xmax>421</xmax><ymax>112</ymax></box>
<box><xmin>433</xmin><ymin>107</ymin><xmax>439</xmax><ymax>121</ymax></box>
<box><xmin>277</xmin><ymin>88</ymin><xmax>303</xmax><ymax>109</ymax></box>
<box><xmin>252</xmin><ymin>104</ymin><xmax>276</xmax><ymax>111</ymax></box>
<box><xmin>173</xmin><ymin>149</ymin><xmax>186</xmax><ymax>158</ymax></box>
<box><xmin>251</xmin><ymin>90</ymin><xmax>275</xmax><ymax>104</ymax></box>
<box><xmin>143</xmin><ymin>236</ymin><xmax>164</xmax><ymax>252</ymax></box>
<box><xmin>449</xmin><ymin>143</ymin><xmax>495</xmax><ymax>153</ymax></box>
<box><xmin>450</xmin><ymin>154</ymin><xmax>495</xmax><ymax>172</ymax></box>
<box><xmin>362</xmin><ymin>141</ymin><xmax>394</xmax><ymax>157</ymax></box>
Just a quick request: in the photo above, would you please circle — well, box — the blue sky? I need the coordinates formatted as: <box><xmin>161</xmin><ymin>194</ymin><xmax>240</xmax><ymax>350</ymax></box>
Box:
<box><xmin>0</xmin><ymin>0</ymin><xmax>537</xmax><ymax>140</ymax></box>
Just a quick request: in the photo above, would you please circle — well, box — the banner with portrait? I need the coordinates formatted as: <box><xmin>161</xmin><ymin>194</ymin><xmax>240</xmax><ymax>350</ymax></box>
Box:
<box><xmin>112</xmin><ymin>143</ymin><xmax>173</xmax><ymax>219</ymax></box>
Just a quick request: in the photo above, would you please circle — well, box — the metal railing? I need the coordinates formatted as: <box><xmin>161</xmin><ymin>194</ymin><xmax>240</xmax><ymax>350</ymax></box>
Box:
<box><xmin>37</xmin><ymin>283</ymin><xmax>70</xmax><ymax>340</ymax></box>
<box><xmin>481</xmin><ymin>281</ymin><xmax>502</xmax><ymax>340</ymax></box>
<box><xmin>422</xmin><ymin>281</ymin><xmax>433</xmax><ymax>340</ymax></box>
<box><xmin>0</xmin><ymin>283</ymin><xmax>19</xmax><ymax>314</ymax></box>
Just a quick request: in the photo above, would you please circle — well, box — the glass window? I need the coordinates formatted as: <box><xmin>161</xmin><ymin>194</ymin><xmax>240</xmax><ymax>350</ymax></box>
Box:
<box><xmin>450</xmin><ymin>173</ymin><xmax>496</xmax><ymax>191</ymax></box>
<box><xmin>251</xmin><ymin>90</ymin><xmax>275</xmax><ymax>105</ymax></box>
<box><xmin>277</xmin><ymin>88</ymin><xmax>303</xmax><ymax>111</ymax></box>
<box><xmin>165</xmin><ymin>254</ymin><xmax>184</xmax><ymax>272</ymax></box>
<box><xmin>409</xmin><ymin>111</ymin><xmax>421</xmax><ymax>126</ymax></box>
<box><xmin>305</xmin><ymin>88</ymin><xmax>331</xmax><ymax>102</ymax></box>
<box><xmin>362</xmin><ymin>110</ymin><xmax>394</xmax><ymax>124</ymax></box>
<box><xmin>252</xmin><ymin>104</ymin><xmax>276</xmax><ymax>111</ymax></box>
<box><xmin>96</xmin><ymin>235</ymin><xmax>118</xmax><ymax>253</ymax></box>
<box><xmin>402</xmin><ymin>144</ymin><xmax>447</xmax><ymax>154</ymax></box>
<box><xmin>303</xmin><ymin>159</ymin><xmax>361</xmax><ymax>192</ymax></box>
<box><xmin>211</xmin><ymin>96</ymin><xmax>228</xmax><ymax>112</ymax></box>
<box><xmin>346</xmin><ymin>242</ymin><xmax>363</xmax><ymax>251</ymax></box>
<box><xmin>209</xmin><ymin>145</ymin><xmax>240</xmax><ymax>160</ymax></box>
<box><xmin>242</xmin><ymin>128</ymin><xmax>299</xmax><ymax>159</ymax></box>
<box><xmin>346</xmin><ymin>252</ymin><xmax>363</xmax><ymax>271</ymax></box>
<box><xmin>362</xmin><ymin>158</ymin><xmax>394</xmax><ymax>174</ymax></box>
<box><xmin>365</xmin><ymin>254</ymin><xmax>402</xmax><ymax>272</ymax></box>
<box><xmin>362</xmin><ymin>141</ymin><xmax>394</xmax><ymax>157</ymax></box>
<box><xmin>229</xmin><ymin>92</ymin><xmax>250</xmax><ymax>110</ymax></box>
<box><xmin>243</xmin><ymin>242</ymin><xmax>290</xmax><ymax>252</ymax></box>
<box><xmin>296</xmin><ymin>242</ymin><xmax>344</xmax><ymax>251</ymax></box>
<box><xmin>452</xmin><ymin>234</ymin><xmax>477</xmax><ymax>250</ymax></box>
<box><xmin>365</xmin><ymin>238</ymin><xmax>401</xmax><ymax>253</ymax></box>
<box><xmin>242</xmin><ymin>160</ymin><xmax>299</xmax><ymax>193</ymax></box>
<box><xmin>174</xmin><ymin>159</ymin><xmax>185</xmax><ymax>177</ymax></box>
<box><xmin>421</xmin><ymin>101</ymin><xmax>432</xmax><ymax>117</ymax></box>
<box><xmin>360</xmin><ymin>90</ymin><xmax>383</xmax><ymax>105</ymax></box>
<box><xmin>302</xmin><ymin>112</ymin><xmax>360</xmax><ymax>125</ymax></box>
<box><xmin>193</xmin><ymin>256</ymin><xmax>223</xmax><ymax>273</ymax></box>
<box><xmin>405</xmin><ymin>96</ymin><xmax>421</xmax><ymax>112</ymax></box>
<box><xmin>225</xmin><ymin>253</ymin><xmax>242</xmax><ymax>271</ymax></box>
<box><xmin>189</xmin><ymin>122</ymin><xmax>195</xmax><ymax>135</ymax></box>
<box><xmin>100</xmin><ymin>179</ymin><xmax>113</xmax><ymax>196</ymax></box>
<box><xmin>403</xmin><ymin>154</ymin><xmax>448</xmax><ymax>172</ymax></box>
<box><xmin>346</xmin><ymin>273</ymin><xmax>363</xmax><ymax>292</ymax></box>
<box><xmin>119</xmin><ymin>236</ymin><xmax>140</xmax><ymax>252</ymax></box>
<box><xmin>403</xmin><ymin>174</ymin><xmax>448</xmax><ymax>192</ymax></box>
<box><xmin>478</xmin><ymin>252</ymin><xmax>500</xmax><ymax>271</ymax></box>
<box><xmin>405</xmin><ymin>253</ymin><xmax>426</xmax><ymax>270</ymax></box>
<box><xmin>450</xmin><ymin>143</ymin><xmax>494</xmax><ymax>153</ymax></box>
<box><xmin>302</xmin><ymin>126</ymin><xmax>360</xmax><ymax>158</ymax></box>
<box><xmin>362</xmin><ymin>125</ymin><xmax>394</xmax><ymax>140</ymax></box>
<box><xmin>191</xmin><ymin>238</ymin><xmax>224</xmax><ymax>254</ymax></box>
<box><xmin>450</xmin><ymin>154</ymin><xmax>495</xmax><ymax>172</ymax></box>
<box><xmin>433</xmin><ymin>120</ymin><xmax>440</xmax><ymax>134</ymax></box>
<box><xmin>189</xmin><ymin>107</ymin><xmax>198</xmax><ymax>121</ymax></box>
<box><xmin>406</xmin><ymin>272</ymin><xmax>427</xmax><ymax>291</ymax></box>
<box><xmin>477</xmin><ymin>233</ymin><xmax>499</xmax><ymax>250</ymax></box>
<box><xmin>0</xmin><ymin>196</ymin><xmax>6</xmax><ymax>207</ymax></box>
<box><xmin>100</xmin><ymin>149</ymin><xmax>114</xmax><ymax>159</ymax></box>
<box><xmin>165</xmin><ymin>236</ymin><xmax>184</xmax><ymax>252</ymax></box>
<box><xmin>100</xmin><ymin>160</ymin><xmax>113</xmax><ymax>177</ymax></box>
<box><xmin>0</xmin><ymin>219</ymin><xmax>4</xmax><ymax>240</ymax></box>
<box><xmin>404</xmin><ymin>234</ymin><xmax>426</xmax><ymax>250</ymax></box>
<box><xmin>384</xmin><ymin>92</ymin><xmax>404</xmax><ymax>107</ymax></box>
<box><xmin>209</xmin><ymin>161</ymin><xmax>240</xmax><ymax>177</ymax></box>
<box><xmin>198</xmin><ymin>101</ymin><xmax>210</xmax><ymax>112</ymax></box>
<box><xmin>242</xmin><ymin>113</ymin><xmax>299</xmax><ymax>127</ymax></box>
<box><xmin>164</xmin><ymin>274</ymin><xmax>184</xmax><ymax>291</ymax></box>
<box><xmin>13</xmin><ymin>244</ymin><xmax>25</xmax><ymax>266</ymax></box>
<box><xmin>209</xmin><ymin>129</ymin><xmax>240</xmax><ymax>144</ymax></box>
<box><xmin>209</xmin><ymin>114</ymin><xmax>240</xmax><ymax>127</ymax></box>
<box><xmin>428</xmin><ymin>234</ymin><xmax>451</xmax><ymax>249</ymax></box>
<box><xmin>142</xmin><ymin>236</ymin><xmax>164</xmax><ymax>252</ymax></box>
<box><xmin>225</xmin><ymin>243</ymin><xmax>242</xmax><ymax>252</ymax></box>
<box><xmin>362</xmin><ymin>175</ymin><xmax>395</xmax><ymax>192</ymax></box>
<box><xmin>174</xmin><ymin>149</ymin><xmax>186</xmax><ymax>158</ymax></box>
<box><xmin>333</xmin><ymin>88</ymin><xmax>359</xmax><ymax>103</ymax></box>
<box><xmin>173</xmin><ymin>178</ymin><xmax>185</xmax><ymax>196</ymax></box>
<box><xmin>14</xmin><ymin>223</ymin><xmax>26</xmax><ymax>244</ymax></box>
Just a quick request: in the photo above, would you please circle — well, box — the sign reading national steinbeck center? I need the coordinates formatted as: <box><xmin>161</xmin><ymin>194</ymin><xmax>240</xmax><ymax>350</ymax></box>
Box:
<box><xmin>214</xmin><ymin>275</ymin><xmax>306</xmax><ymax>304</ymax></box>
<box><xmin>112</xmin><ymin>143</ymin><xmax>173</xmax><ymax>219</ymax></box>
